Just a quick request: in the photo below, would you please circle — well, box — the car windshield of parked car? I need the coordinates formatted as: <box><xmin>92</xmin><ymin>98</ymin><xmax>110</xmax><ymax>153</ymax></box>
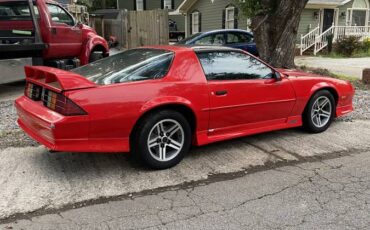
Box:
<box><xmin>72</xmin><ymin>49</ymin><xmax>174</xmax><ymax>85</ymax></box>
<box><xmin>177</xmin><ymin>33</ymin><xmax>202</xmax><ymax>44</ymax></box>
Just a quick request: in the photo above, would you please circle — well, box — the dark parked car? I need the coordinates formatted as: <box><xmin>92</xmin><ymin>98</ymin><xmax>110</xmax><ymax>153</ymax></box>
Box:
<box><xmin>177</xmin><ymin>29</ymin><xmax>258</xmax><ymax>56</ymax></box>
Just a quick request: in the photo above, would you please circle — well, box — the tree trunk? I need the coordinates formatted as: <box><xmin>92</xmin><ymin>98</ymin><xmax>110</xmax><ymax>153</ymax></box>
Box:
<box><xmin>250</xmin><ymin>0</ymin><xmax>308</xmax><ymax>68</ymax></box>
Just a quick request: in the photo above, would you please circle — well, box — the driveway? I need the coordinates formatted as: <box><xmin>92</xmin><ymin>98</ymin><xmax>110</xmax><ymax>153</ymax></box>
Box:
<box><xmin>2</xmin><ymin>149</ymin><xmax>370</xmax><ymax>229</ymax></box>
<box><xmin>295</xmin><ymin>56</ymin><xmax>370</xmax><ymax>79</ymax></box>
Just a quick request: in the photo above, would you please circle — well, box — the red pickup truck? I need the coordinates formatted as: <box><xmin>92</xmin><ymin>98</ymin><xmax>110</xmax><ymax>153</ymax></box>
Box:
<box><xmin>0</xmin><ymin>0</ymin><xmax>109</xmax><ymax>83</ymax></box>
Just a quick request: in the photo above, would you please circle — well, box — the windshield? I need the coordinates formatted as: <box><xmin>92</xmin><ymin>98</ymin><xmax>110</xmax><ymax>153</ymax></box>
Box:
<box><xmin>177</xmin><ymin>33</ymin><xmax>202</xmax><ymax>44</ymax></box>
<box><xmin>72</xmin><ymin>49</ymin><xmax>174</xmax><ymax>85</ymax></box>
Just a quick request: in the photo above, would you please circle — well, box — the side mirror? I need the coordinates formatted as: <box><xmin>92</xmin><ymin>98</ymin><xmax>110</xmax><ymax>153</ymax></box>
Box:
<box><xmin>77</xmin><ymin>21</ymin><xmax>83</xmax><ymax>28</ymax></box>
<box><xmin>274</xmin><ymin>72</ymin><xmax>282</xmax><ymax>81</ymax></box>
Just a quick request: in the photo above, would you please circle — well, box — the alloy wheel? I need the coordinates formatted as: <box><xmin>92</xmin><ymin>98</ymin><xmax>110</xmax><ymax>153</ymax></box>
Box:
<box><xmin>147</xmin><ymin>119</ymin><xmax>185</xmax><ymax>162</ymax></box>
<box><xmin>311</xmin><ymin>96</ymin><xmax>332</xmax><ymax>128</ymax></box>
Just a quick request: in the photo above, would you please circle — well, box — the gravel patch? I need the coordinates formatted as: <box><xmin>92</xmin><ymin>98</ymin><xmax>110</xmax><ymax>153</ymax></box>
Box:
<box><xmin>337</xmin><ymin>90</ymin><xmax>370</xmax><ymax>122</ymax></box>
<box><xmin>0</xmin><ymin>100</ymin><xmax>37</xmax><ymax>149</ymax></box>
<box><xmin>0</xmin><ymin>90</ymin><xmax>369</xmax><ymax>149</ymax></box>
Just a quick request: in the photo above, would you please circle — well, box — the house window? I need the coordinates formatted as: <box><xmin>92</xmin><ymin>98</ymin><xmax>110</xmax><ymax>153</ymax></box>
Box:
<box><xmin>163</xmin><ymin>0</ymin><xmax>173</xmax><ymax>10</ymax></box>
<box><xmin>225</xmin><ymin>7</ymin><xmax>235</xmax><ymax>29</ymax></box>
<box><xmin>352</xmin><ymin>10</ymin><xmax>367</xmax><ymax>26</ymax></box>
<box><xmin>136</xmin><ymin>0</ymin><xmax>144</xmax><ymax>11</ymax></box>
<box><xmin>347</xmin><ymin>9</ymin><xmax>369</xmax><ymax>26</ymax></box>
<box><xmin>192</xmin><ymin>12</ymin><xmax>200</xmax><ymax>34</ymax></box>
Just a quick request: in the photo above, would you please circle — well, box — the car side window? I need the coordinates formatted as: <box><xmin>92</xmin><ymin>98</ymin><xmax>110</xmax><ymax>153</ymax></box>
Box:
<box><xmin>226</xmin><ymin>32</ymin><xmax>252</xmax><ymax>44</ymax></box>
<box><xmin>47</xmin><ymin>4</ymin><xmax>74</xmax><ymax>26</ymax></box>
<box><xmin>194</xmin><ymin>35</ymin><xmax>214</xmax><ymax>45</ymax></box>
<box><xmin>194</xmin><ymin>33</ymin><xmax>225</xmax><ymax>45</ymax></box>
<box><xmin>213</xmin><ymin>33</ymin><xmax>225</xmax><ymax>45</ymax></box>
<box><xmin>196</xmin><ymin>51</ymin><xmax>273</xmax><ymax>81</ymax></box>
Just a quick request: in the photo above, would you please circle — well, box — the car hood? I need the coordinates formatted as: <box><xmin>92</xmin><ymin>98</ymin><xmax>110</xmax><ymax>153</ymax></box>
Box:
<box><xmin>81</xmin><ymin>24</ymin><xmax>97</xmax><ymax>34</ymax></box>
<box><xmin>276</xmin><ymin>68</ymin><xmax>349</xmax><ymax>83</ymax></box>
<box><xmin>276</xmin><ymin>68</ymin><xmax>325</xmax><ymax>78</ymax></box>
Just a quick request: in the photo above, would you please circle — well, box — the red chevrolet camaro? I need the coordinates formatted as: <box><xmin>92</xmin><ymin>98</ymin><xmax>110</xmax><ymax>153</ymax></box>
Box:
<box><xmin>15</xmin><ymin>45</ymin><xmax>354</xmax><ymax>169</ymax></box>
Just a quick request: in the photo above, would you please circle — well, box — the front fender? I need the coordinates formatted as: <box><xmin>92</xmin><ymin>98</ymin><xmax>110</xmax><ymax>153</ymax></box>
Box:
<box><xmin>80</xmin><ymin>35</ymin><xmax>109</xmax><ymax>65</ymax></box>
<box><xmin>309</xmin><ymin>82</ymin><xmax>339</xmax><ymax>97</ymax></box>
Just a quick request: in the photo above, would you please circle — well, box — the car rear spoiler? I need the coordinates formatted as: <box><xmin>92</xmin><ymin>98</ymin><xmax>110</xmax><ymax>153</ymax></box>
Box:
<box><xmin>24</xmin><ymin>66</ymin><xmax>96</xmax><ymax>92</ymax></box>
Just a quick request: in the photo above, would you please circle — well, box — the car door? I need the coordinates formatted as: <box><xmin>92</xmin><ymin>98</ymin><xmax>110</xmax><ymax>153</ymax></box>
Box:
<box><xmin>45</xmin><ymin>3</ymin><xmax>82</xmax><ymax>58</ymax></box>
<box><xmin>226</xmin><ymin>32</ymin><xmax>257</xmax><ymax>55</ymax></box>
<box><xmin>196</xmin><ymin>50</ymin><xmax>296</xmax><ymax>135</ymax></box>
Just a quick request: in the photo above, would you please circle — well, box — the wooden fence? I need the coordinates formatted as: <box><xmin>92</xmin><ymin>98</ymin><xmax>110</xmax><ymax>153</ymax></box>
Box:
<box><xmin>91</xmin><ymin>9</ymin><xmax>169</xmax><ymax>49</ymax></box>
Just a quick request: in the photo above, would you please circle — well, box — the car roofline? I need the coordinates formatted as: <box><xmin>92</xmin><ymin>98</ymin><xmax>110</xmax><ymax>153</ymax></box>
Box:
<box><xmin>188</xmin><ymin>45</ymin><xmax>242</xmax><ymax>52</ymax></box>
<box><xmin>199</xmin><ymin>29</ymin><xmax>253</xmax><ymax>35</ymax></box>
<box><xmin>136</xmin><ymin>45</ymin><xmax>242</xmax><ymax>53</ymax></box>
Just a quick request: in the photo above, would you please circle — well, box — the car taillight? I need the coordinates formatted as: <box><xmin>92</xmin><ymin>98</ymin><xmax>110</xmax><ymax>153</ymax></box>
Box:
<box><xmin>42</xmin><ymin>89</ymin><xmax>87</xmax><ymax>116</ymax></box>
<box><xmin>25</xmin><ymin>82</ymin><xmax>42</xmax><ymax>101</ymax></box>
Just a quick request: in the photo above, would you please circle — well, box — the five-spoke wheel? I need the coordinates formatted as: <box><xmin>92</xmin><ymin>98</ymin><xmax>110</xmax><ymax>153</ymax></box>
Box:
<box><xmin>303</xmin><ymin>90</ymin><xmax>335</xmax><ymax>133</ymax></box>
<box><xmin>132</xmin><ymin>110</ymin><xmax>191</xmax><ymax>169</ymax></box>
<box><xmin>147</xmin><ymin>119</ymin><xmax>185</xmax><ymax>162</ymax></box>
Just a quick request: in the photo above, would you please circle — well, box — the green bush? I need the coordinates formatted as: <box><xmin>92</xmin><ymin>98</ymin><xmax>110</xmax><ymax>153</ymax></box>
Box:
<box><xmin>362</xmin><ymin>38</ymin><xmax>370</xmax><ymax>52</ymax></box>
<box><xmin>335</xmin><ymin>36</ymin><xmax>362</xmax><ymax>57</ymax></box>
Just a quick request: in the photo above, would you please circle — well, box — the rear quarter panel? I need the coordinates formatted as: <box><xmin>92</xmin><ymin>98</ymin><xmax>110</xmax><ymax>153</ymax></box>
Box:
<box><xmin>65</xmin><ymin>50</ymin><xmax>209</xmax><ymax>141</ymax></box>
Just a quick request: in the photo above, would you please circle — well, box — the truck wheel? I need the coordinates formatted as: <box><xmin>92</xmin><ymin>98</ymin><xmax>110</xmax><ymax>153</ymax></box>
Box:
<box><xmin>89</xmin><ymin>51</ymin><xmax>104</xmax><ymax>63</ymax></box>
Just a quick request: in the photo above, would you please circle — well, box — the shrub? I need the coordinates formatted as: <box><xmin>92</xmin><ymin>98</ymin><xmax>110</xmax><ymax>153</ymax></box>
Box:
<box><xmin>362</xmin><ymin>38</ymin><xmax>370</xmax><ymax>52</ymax></box>
<box><xmin>335</xmin><ymin>36</ymin><xmax>362</xmax><ymax>57</ymax></box>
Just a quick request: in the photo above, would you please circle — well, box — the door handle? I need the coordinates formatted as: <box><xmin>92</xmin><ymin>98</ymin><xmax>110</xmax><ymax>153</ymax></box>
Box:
<box><xmin>214</xmin><ymin>90</ymin><xmax>228</xmax><ymax>96</ymax></box>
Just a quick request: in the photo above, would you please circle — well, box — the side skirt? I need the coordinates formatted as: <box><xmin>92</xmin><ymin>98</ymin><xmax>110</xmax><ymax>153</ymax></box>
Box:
<box><xmin>195</xmin><ymin>116</ymin><xmax>302</xmax><ymax>146</ymax></box>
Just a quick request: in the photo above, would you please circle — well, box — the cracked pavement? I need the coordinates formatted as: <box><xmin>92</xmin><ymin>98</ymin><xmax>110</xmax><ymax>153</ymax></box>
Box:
<box><xmin>2</xmin><ymin>149</ymin><xmax>370</xmax><ymax>229</ymax></box>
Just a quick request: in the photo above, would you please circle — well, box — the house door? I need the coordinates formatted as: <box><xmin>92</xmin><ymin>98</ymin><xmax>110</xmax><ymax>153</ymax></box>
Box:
<box><xmin>323</xmin><ymin>9</ymin><xmax>334</xmax><ymax>32</ymax></box>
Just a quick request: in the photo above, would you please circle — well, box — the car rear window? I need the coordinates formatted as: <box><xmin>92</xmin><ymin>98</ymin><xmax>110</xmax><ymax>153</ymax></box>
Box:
<box><xmin>0</xmin><ymin>2</ymin><xmax>39</xmax><ymax>20</ymax></box>
<box><xmin>72</xmin><ymin>49</ymin><xmax>174</xmax><ymax>85</ymax></box>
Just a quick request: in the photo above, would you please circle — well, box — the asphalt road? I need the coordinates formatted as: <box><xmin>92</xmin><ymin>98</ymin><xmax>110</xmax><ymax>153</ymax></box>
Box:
<box><xmin>1</xmin><ymin>149</ymin><xmax>370</xmax><ymax>229</ymax></box>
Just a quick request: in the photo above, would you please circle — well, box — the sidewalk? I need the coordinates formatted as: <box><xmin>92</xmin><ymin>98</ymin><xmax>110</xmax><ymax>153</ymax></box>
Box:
<box><xmin>295</xmin><ymin>56</ymin><xmax>370</xmax><ymax>79</ymax></box>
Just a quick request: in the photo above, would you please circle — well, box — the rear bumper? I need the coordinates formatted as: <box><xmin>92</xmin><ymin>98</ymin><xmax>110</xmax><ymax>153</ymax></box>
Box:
<box><xmin>15</xmin><ymin>96</ymin><xmax>130</xmax><ymax>153</ymax></box>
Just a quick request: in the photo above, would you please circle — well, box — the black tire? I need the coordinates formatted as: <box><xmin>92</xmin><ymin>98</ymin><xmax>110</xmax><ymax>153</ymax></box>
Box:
<box><xmin>89</xmin><ymin>51</ymin><xmax>104</xmax><ymax>63</ymax></box>
<box><xmin>303</xmin><ymin>90</ymin><xmax>336</xmax><ymax>133</ymax></box>
<box><xmin>131</xmin><ymin>110</ymin><xmax>192</xmax><ymax>170</ymax></box>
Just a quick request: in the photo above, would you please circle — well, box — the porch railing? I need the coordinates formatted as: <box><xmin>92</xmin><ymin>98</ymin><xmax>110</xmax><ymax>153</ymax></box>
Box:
<box><xmin>300</xmin><ymin>25</ymin><xmax>320</xmax><ymax>55</ymax></box>
<box><xmin>335</xmin><ymin>26</ymin><xmax>370</xmax><ymax>41</ymax></box>
<box><xmin>314</xmin><ymin>25</ymin><xmax>334</xmax><ymax>55</ymax></box>
<box><xmin>300</xmin><ymin>25</ymin><xmax>370</xmax><ymax>55</ymax></box>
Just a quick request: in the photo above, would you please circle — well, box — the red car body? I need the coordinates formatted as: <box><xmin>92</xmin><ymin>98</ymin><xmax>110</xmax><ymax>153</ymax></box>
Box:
<box><xmin>15</xmin><ymin>45</ymin><xmax>354</xmax><ymax>153</ymax></box>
